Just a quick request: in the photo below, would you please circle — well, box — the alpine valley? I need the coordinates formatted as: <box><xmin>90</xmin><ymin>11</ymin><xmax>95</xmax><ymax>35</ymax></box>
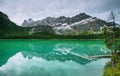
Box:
<box><xmin>0</xmin><ymin>11</ymin><xmax>119</xmax><ymax>39</ymax></box>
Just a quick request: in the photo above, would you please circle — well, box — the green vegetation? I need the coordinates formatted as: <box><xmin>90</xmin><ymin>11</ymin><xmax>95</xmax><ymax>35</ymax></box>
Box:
<box><xmin>1</xmin><ymin>23</ymin><xmax>120</xmax><ymax>39</ymax></box>
<box><xmin>1</xmin><ymin>11</ymin><xmax>120</xmax><ymax>39</ymax></box>
<box><xmin>0</xmin><ymin>11</ymin><xmax>24</xmax><ymax>36</ymax></box>
<box><xmin>103</xmin><ymin>11</ymin><xmax>120</xmax><ymax>76</ymax></box>
<box><xmin>103</xmin><ymin>40</ymin><xmax>120</xmax><ymax>76</ymax></box>
<box><xmin>0</xmin><ymin>32</ymin><xmax>104</xmax><ymax>39</ymax></box>
<box><xmin>1</xmin><ymin>27</ymin><xmax>120</xmax><ymax>39</ymax></box>
<box><xmin>103</xmin><ymin>60</ymin><xmax>120</xmax><ymax>76</ymax></box>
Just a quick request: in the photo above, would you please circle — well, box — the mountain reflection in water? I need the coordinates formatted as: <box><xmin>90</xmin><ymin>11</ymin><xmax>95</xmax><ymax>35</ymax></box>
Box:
<box><xmin>0</xmin><ymin>40</ymin><xmax>110</xmax><ymax>76</ymax></box>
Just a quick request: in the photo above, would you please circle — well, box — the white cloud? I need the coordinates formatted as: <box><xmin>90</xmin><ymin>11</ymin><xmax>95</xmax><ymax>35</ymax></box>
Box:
<box><xmin>0</xmin><ymin>0</ymin><xmax>120</xmax><ymax>25</ymax></box>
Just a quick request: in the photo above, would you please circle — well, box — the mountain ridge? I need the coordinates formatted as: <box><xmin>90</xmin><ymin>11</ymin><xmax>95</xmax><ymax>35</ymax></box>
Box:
<box><xmin>22</xmin><ymin>13</ymin><xmax>91</xmax><ymax>27</ymax></box>
<box><xmin>22</xmin><ymin>13</ymin><xmax>112</xmax><ymax>35</ymax></box>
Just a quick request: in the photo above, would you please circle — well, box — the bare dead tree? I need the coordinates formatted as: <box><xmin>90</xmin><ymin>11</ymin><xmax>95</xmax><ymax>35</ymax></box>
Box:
<box><xmin>108</xmin><ymin>10</ymin><xmax>120</xmax><ymax>65</ymax></box>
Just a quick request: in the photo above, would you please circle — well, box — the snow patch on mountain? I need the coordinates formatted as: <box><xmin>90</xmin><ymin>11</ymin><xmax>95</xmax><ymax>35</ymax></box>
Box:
<box><xmin>70</xmin><ymin>17</ymin><xmax>96</xmax><ymax>26</ymax></box>
<box><xmin>21</xmin><ymin>13</ymin><xmax>112</xmax><ymax>35</ymax></box>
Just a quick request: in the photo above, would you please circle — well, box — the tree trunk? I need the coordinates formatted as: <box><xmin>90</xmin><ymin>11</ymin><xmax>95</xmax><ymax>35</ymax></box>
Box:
<box><xmin>113</xmin><ymin>32</ymin><xmax>118</xmax><ymax>64</ymax></box>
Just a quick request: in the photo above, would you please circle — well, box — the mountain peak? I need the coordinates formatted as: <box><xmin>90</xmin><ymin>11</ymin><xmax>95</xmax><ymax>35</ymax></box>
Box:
<box><xmin>72</xmin><ymin>13</ymin><xmax>91</xmax><ymax>20</ymax></box>
<box><xmin>22</xmin><ymin>18</ymin><xmax>34</xmax><ymax>27</ymax></box>
<box><xmin>28</xmin><ymin>18</ymin><xmax>34</xmax><ymax>23</ymax></box>
<box><xmin>76</xmin><ymin>13</ymin><xmax>91</xmax><ymax>17</ymax></box>
<box><xmin>78</xmin><ymin>13</ymin><xmax>88</xmax><ymax>15</ymax></box>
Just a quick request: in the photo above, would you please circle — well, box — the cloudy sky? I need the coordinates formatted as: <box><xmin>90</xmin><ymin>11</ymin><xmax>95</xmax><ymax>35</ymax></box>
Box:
<box><xmin>0</xmin><ymin>0</ymin><xmax>120</xmax><ymax>25</ymax></box>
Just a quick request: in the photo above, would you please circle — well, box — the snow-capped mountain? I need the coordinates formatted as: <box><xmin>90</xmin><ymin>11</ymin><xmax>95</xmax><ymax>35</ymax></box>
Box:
<box><xmin>22</xmin><ymin>13</ymin><xmax>111</xmax><ymax>35</ymax></box>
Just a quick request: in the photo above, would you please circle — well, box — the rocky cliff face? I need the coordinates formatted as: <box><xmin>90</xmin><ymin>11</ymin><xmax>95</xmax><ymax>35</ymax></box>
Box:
<box><xmin>22</xmin><ymin>13</ymin><xmax>111</xmax><ymax>35</ymax></box>
<box><xmin>22</xmin><ymin>18</ymin><xmax>35</xmax><ymax>27</ymax></box>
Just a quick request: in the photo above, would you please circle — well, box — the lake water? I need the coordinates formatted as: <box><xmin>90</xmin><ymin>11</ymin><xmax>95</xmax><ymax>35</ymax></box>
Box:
<box><xmin>0</xmin><ymin>40</ymin><xmax>110</xmax><ymax>76</ymax></box>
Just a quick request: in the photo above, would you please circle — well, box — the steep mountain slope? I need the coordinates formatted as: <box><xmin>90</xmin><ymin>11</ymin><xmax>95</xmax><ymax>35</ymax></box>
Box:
<box><xmin>0</xmin><ymin>11</ymin><xmax>23</xmax><ymax>35</ymax></box>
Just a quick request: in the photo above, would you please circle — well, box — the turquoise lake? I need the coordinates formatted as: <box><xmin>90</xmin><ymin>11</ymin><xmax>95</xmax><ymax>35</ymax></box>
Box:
<box><xmin>0</xmin><ymin>40</ymin><xmax>110</xmax><ymax>76</ymax></box>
